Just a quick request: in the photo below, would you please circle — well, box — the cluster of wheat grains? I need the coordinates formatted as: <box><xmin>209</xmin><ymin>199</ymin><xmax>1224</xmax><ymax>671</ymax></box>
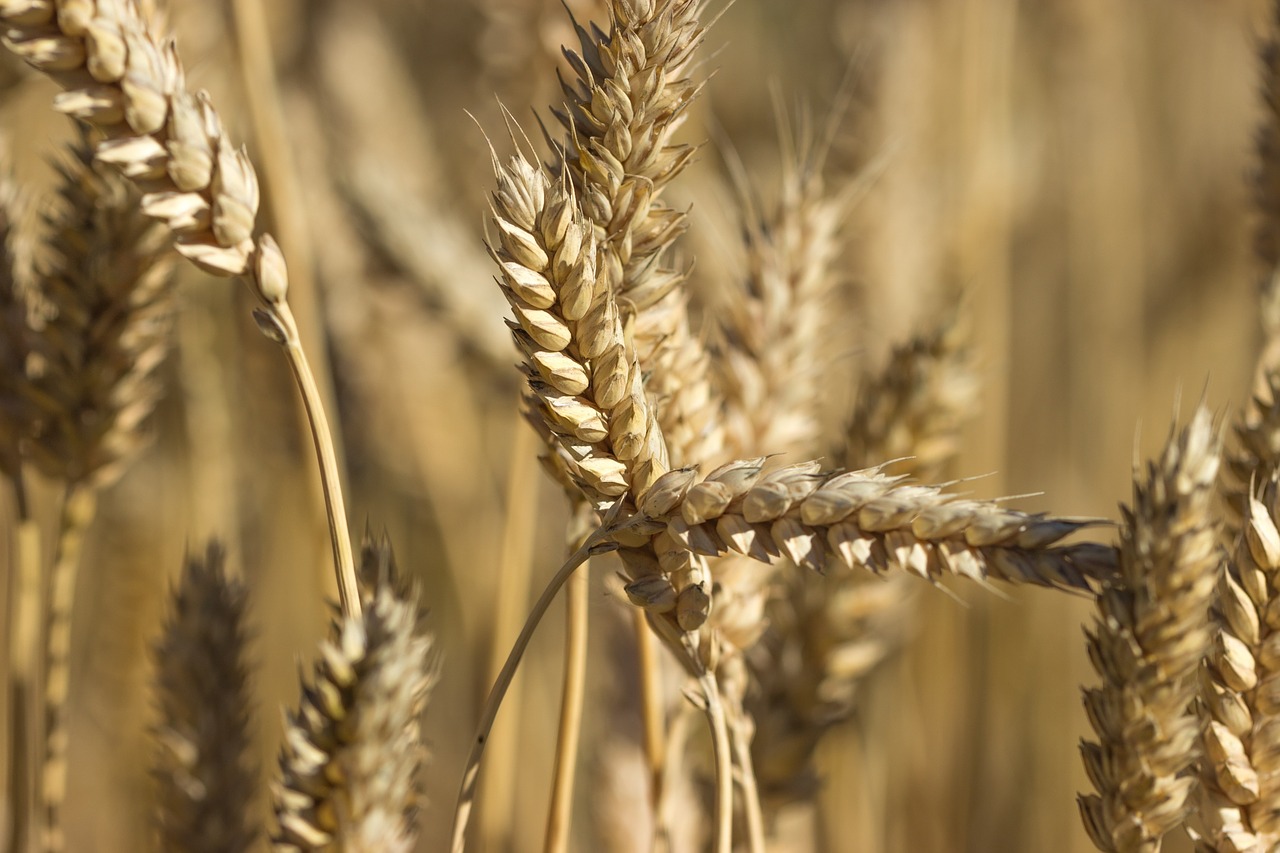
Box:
<box><xmin>0</xmin><ymin>0</ymin><xmax>1277</xmax><ymax>851</ymax></box>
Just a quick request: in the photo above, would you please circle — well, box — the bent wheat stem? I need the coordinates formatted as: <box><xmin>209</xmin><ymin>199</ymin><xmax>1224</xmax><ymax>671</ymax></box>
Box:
<box><xmin>545</xmin><ymin>547</ymin><xmax>590</xmax><ymax>853</ymax></box>
<box><xmin>450</xmin><ymin>513</ymin><xmax>622</xmax><ymax>853</ymax></box>
<box><xmin>697</xmin><ymin>670</ymin><xmax>733</xmax><ymax>853</ymax></box>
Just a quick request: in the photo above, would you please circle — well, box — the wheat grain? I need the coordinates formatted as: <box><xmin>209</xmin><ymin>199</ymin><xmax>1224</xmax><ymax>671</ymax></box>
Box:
<box><xmin>153</xmin><ymin>542</ymin><xmax>258</xmax><ymax>853</ymax></box>
<box><xmin>1078</xmin><ymin>408</ymin><xmax>1221</xmax><ymax>853</ymax></box>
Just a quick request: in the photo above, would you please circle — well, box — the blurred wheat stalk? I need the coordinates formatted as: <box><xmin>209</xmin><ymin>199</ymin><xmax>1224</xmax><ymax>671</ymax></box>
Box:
<box><xmin>0</xmin><ymin>0</ymin><xmax>1272</xmax><ymax>852</ymax></box>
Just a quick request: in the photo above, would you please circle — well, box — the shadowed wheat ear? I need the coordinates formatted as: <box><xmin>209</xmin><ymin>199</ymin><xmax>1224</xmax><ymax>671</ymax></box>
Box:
<box><xmin>153</xmin><ymin>543</ymin><xmax>258</xmax><ymax>853</ymax></box>
<box><xmin>0</xmin><ymin>149</ymin><xmax>28</xmax><ymax>480</ymax></box>
<box><xmin>273</xmin><ymin>536</ymin><xmax>437</xmax><ymax>853</ymax></box>
<box><xmin>23</xmin><ymin>134</ymin><xmax>174</xmax><ymax>853</ymax></box>
<box><xmin>1256</xmin><ymin>0</ymin><xmax>1280</xmax><ymax>351</ymax></box>
<box><xmin>0</xmin><ymin>0</ymin><xmax>362</xmax><ymax>618</ymax></box>
<box><xmin>1078</xmin><ymin>407</ymin><xmax>1221</xmax><ymax>853</ymax></box>
<box><xmin>554</xmin><ymin>0</ymin><xmax>725</xmax><ymax>468</ymax></box>
<box><xmin>1195</xmin><ymin>472</ymin><xmax>1280</xmax><ymax>852</ymax></box>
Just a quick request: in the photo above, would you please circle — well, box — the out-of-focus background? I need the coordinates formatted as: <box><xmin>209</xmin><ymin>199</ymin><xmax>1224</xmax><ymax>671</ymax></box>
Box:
<box><xmin>0</xmin><ymin>0</ymin><xmax>1267</xmax><ymax>850</ymax></box>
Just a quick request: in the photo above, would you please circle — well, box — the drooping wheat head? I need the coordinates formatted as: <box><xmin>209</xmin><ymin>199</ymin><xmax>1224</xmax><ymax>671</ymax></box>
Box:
<box><xmin>1079</xmin><ymin>408</ymin><xmax>1221</xmax><ymax>853</ymax></box>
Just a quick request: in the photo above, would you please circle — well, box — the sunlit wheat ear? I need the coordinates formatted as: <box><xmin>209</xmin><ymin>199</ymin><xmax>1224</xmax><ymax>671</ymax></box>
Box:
<box><xmin>1195</xmin><ymin>472</ymin><xmax>1280</xmax><ymax>852</ymax></box>
<box><xmin>487</xmin><ymin>148</ymin><xmax>668</xmax><ymax>502</ymax></box>
<box><xmin>623</xmin><ymin>459</ymin><xmax>1116</xmax><ymax>597</ymax></box>
<box><xmin>1078</xmin><ymin>407</ymin><xmax>1221</xmax><ymax>853</ymax></box>
<box><xmin>0</xmin><ymin>0</ymin><xmax>283</xmax><ymax>293</ymax></box>
<box><xmin>553</xmin><ymin>0</ymin><xmax>724</xmax><ymax>468</ymax></box>
<box><xmin>272</xmin><ymin>540</ymin><xmax>437</xmax><ymax>853</ymax></box>
<box><xmin>27</xmin><ymin>136</ymin><xmax>174</xmax><ymax>488</ymax></box>
<box><xmin>153</xmin><ymin>543</ymin><xmax>258</xmax><ymax>853</ymax></box>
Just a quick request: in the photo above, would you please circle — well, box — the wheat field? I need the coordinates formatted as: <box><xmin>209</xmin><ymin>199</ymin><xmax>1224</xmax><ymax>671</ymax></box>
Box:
<box><xmin>0</xmin><ymin>0</ymin><xmax>1271</xmax><ymax>852</ymax></box>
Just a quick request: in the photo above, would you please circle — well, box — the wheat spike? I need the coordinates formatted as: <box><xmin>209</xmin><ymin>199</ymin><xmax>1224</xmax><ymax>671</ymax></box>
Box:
<box><xmin>745</xmin><ymin>307</ymin><xmax>979</xmax><ymax>810</ymax></box>
<box><xmin>153</xmin><ymin>543</ymin><xmax>258</xmax><ymax>853</ymax></box>
<box><xmin>624</xmin><ymin>458</ymin><xmax>1115</xmax><ymax>593</ymax></box>
<box><xmin>273</xmin><ymin>538</ymin><xmax>436</xmax><ymax>852</ymax></box>
<box><xmin>1196</xmin><ymin>473</ymin><xmax>1280</xmax><ymax>852</ymax></box>
<box><xmin>554</xmin><ymin>0</ymin><xmax>725</xmax><ymax>468</ymax></box>
<box><xmin>26</xmin><ymin>136</ymin><xmax>174</xmax><ymax>487</ymax></box>
<box><xmin>1078</xmin><ymin>408</ymin><xmax>1221</xmax><ymax>853</ymax></box>
<box><xmin>717</xmin><ymin>136</ymin><xmax>848</xmax><ymax>463</ymax></box>
<box><xmin>488</xmin><ymin>147</ymin><xmax>669</xmax><ymax>503</ymax></box>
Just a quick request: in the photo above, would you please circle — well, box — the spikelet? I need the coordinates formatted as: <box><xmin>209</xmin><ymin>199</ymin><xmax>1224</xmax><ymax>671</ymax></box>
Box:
<box><xmin>153</xmin><ymin>543</ymin><xmax>258</xmax><ymax>853</ymax></box>
<box><xmin>26</xmin><ymin>136</ymin><xmax>174</xmax><ymax>488</ymax></box>
<box><xmin>1078</xmin><ymin>408</ymin><xmax>1221</xmax><ymax>853</ymax></box>
<box><xmin>272</xmin><ymin>539</ymin><xmax>436</xmax><ymax>852</ymax></box>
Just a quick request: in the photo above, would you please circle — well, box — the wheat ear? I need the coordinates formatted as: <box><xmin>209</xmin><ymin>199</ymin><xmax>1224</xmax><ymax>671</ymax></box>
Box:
<box><xmin>0</xmin><ymin>155</ymin><xmax>43</xmax><ymax>853</ymax></box>
<box><xmin>623</xmin><ymin>459</ymin><xmax>1115</xmax><ymax>594</ymax></box>
<box><xmin>153</xmin><ymin>543</ymin><xmax>258</xmax><ymax>853</ymax></box>
<box><xmin>1078</xmin><ymin>408</ymin><xmax>1221</xmax><ymax>852</ymax></box>
<box><xmin>555</xmin><ymin>0</ymin><xmax>726</xmax><ymax>468</ymax></box>
<box><xmin>0</xmin><ymin>0</ymin><xmax>361</xmax><ymax>618</ymax></box>
<box><xmin>22</xmin><ymin>136</ymin><xmax>174</xmax><ymax>853</ymax></box>
<box><xmin>273</xmin><ymin>536</ymin><xmax>437</xmax><ymax>852</ymax></box>
<box><xmin>488</xmin><ymin>146</ymin><xmax>669</xmax><ymax>502</ymax></box>
<box><xmin>1196</xmin><ymin>473</ymin><xmax>1280</xmax><ymax>851</ymax></box>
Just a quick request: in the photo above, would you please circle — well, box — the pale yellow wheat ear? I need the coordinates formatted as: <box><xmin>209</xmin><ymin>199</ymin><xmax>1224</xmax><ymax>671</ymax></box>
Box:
<box><xmin>746</xmin><ymin>304</ymin><xmax>980</xmax><ymax>815</ymax></box>
<box><xmin>1078</xmin><ymin>407</ymin><xmax>1221</xmax><ymax>852</ymax></box>
<box><xmin>552</xmin><ymin>0</ymin><xmax>725</xmax><ymax>469</ymax></box>
<box><xmin>153</xmin><ymin>542</ymin><xmax>259</xmax><ymax>853</ymax></box>
<box><xmin>22</xmin><ymin>132</ymin><xmax>175</xmax><ymax>853</ymax></box>
<box><xmin>0</xmin><ymin>0</ymin><xmax>362</xmax><ymax>618</ymax></box>
<box><xmin>273</xmin><ymin>535</ymin><xmax>437</xmax><ymax>853</ymax></box>
<box><xmin>1196</xmin><ymin>472</ymin><xmax>1280</xmax><ymax>851</ymax></box>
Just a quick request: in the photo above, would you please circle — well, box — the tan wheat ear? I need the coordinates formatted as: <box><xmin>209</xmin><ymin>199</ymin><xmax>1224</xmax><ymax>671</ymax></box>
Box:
<box><xmin>273</xmin><ymin>536</ymin><xmax>437</xmax><ymax>853</ymax></box>
<box><xmin>0</xmin><ymin>0</ymin><xmax>362</xmax><ymax>619</ymax></box>
<box><xmin>153</xmin><ymin>542</ymin><xmax>258</xmax><ymax>853</ymax></box>
<box><xmin>1078</xmin><ymin>407</ymin><xmax>1221</xmax><ymax>853</ymax></box>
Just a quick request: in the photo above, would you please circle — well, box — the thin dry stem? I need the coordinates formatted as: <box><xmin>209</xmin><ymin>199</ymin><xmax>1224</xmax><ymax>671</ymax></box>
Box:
<box><xmin>545</xmin><ymin>541</ymin><xmax>590</xmax><ymax>853</ymax></box>
<box><xmin>450</xmin><ymin>514</ymin><xmax>622</xmax><ymax>853</ymax></box>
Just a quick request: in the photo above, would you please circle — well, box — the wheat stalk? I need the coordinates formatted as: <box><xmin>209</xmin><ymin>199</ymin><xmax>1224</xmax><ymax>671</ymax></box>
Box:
<box><xmin>153</xmin><ymin>542</ymin><xmax>258</xmax><ymax>853</ymax></box>
<box><xmin>1078</xmin><ymin>407</ymin><xmax>1221</xmax><ymax>853</ymax></box>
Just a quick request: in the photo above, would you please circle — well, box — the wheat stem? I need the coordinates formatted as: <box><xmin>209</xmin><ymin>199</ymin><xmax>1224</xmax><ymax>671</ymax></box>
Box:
<box><xmin>633</xmin><ymin>610</ymin><xmax>665</xmax><ymax>813</ymax></box>
<box><xmin>478</xmin><ymin>417</ymin><xmax>539</xmax><ymax>848</ymax></box>
<box><xmin>697</xmin><ymin>670</ymin><xmax>733</xmax><ymax>853</ymax></box>
<box><xmin>729</xmin><ymin>705</ymin><xmax>766</xmax><ymax>853</ymax></box>
<box><xmin>40</xmin><ymin>484</ymin><xmax>96</xmax><ymax>853</ymax></box>
<box><xmin>450</xmin><ymin>513</ymin><xmax>622</xmax><ymax>853</ymax></box>
<box><xmin>544</xmin><ymin>549</ymin><xmax>589</xmax><ymax>853</ymax></box>
<box><xmin>273</xmin><ymin>303</ymin><xmax>359</xmax><ymax>619</ymax></box>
